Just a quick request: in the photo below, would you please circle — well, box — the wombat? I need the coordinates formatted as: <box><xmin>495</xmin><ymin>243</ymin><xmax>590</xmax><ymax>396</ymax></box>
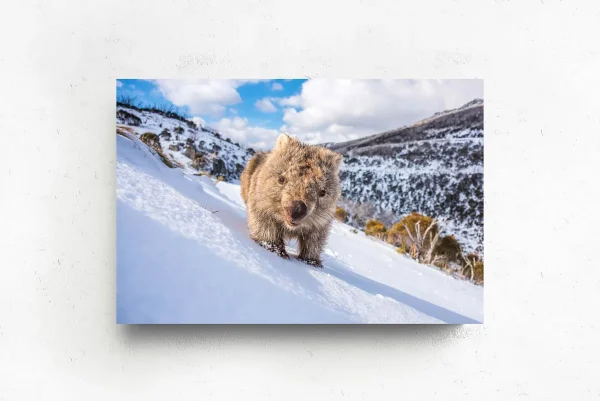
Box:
<box><xmin>241</xmin><ymin>133</ymin><xmax>342</xmax><ymax>267</ymax></box>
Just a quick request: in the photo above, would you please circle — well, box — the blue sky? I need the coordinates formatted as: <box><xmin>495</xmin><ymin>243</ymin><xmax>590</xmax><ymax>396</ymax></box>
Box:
<box><xmin>117</xmin><ymin>79</ymin><xmax>306</xmax><ymax>131</ymax></box>
<box><xmin>117</xmin><ymin>79</ymin><xmax>483</xmax><ymax>149</ymax></box>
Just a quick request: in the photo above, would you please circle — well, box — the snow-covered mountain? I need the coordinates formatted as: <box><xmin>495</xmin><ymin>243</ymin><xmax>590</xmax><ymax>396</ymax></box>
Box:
<box><xmin>324</xmin><ymin>99</ymin><xmax>484</xmax><ymax>254</ymax></box>
<box><xmin>116</xmin><ymin>130</ymin><xmax>483</xmax><ymax>323</ymax></box>
<box><xmin>117</xmin><ymin>104</ymin><xmax>254</xmax><ymax>180</ymax></box>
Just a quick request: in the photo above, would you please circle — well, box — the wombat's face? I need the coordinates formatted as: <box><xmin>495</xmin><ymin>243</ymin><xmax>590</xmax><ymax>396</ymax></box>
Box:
<box><xmin>264</xmin><ymin>134</ymin><xmax>342</xmax><ymax>230</ymax></box>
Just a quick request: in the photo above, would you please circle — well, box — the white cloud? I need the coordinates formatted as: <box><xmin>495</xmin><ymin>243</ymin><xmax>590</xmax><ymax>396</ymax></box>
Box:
<box><xmin>255</xmin><ymin>98</ymin><xmax>277</xmax><ymax>113</ymax></box>
<box><xmin>274</xmin><ymin>95</ymin><xmax>302</xmax><ymax>107</ymax></box>
<box><xmin>152</xmin><ymin>79</ymin><xmax>483</xmax><ymax>148</ymax></box>
<box><xmin>277</xmin><ymin>79</ymin><xmax>483</xmax><ymax>144</ymax></box>
<box><xmin>271</xmin><ymin>82</ymin><xmax>283</xmax><ymax>91</ymax></box>
<box><xmin>191</xmin><ymin>116</ymin><xmax>205</xmax><ymax>128</ymax></box>
<box><xmin>153</xmin><ymin>79</ymin><xmax>264</xmax><ymax>117</ymax></box>
<box><xmin>116</xmin><ymin>80</ymin><xmax>123</xmax><ymax>88</ymax></box>
<box><xmin>211</xmin><ymin>117</ymin><xmax>281</xmax><ymax>150</ymax></box>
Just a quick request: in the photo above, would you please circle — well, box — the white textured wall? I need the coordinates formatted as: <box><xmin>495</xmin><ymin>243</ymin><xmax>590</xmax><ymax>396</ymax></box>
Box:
<box><xmin>1</xmin><ymin>0</ymin><xmax>599</xmax><ymax>399</ymax></box>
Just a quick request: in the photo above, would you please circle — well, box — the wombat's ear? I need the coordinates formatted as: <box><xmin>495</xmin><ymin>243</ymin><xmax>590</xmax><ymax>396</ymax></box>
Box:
<box><xmin>275</xmin><ymin>133</ymin><xmax>293</xmax><ymax>150</ymax></box>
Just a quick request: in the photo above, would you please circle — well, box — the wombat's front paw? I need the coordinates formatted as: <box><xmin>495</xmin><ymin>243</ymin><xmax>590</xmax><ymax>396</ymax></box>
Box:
<box><xmin>297</xmin><ymin>257</ymin><xmax>323</xmax><ymax>268</ymax></box>
<box><xmin>255</xmin><ymin>240</ymin><xmax>290</xmax><ymax>260</ymax></box>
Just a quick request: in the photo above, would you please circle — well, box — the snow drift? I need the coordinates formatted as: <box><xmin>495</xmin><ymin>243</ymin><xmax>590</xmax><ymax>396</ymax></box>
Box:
<box><xmin>116</xmin><ymin>134</ymin><xmax>483</xmax><ymax>324</ymax></box>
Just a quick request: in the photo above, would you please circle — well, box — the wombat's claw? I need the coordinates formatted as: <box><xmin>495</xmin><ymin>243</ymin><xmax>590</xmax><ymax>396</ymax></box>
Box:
<box><xmin>256</xmin><ymin>240</ymin><xmax>289</xmax><ymax>259</ymax></box>
<box><xmin>297</xmin><ymin>257</ymin><xmax>323</xmax><ymax>268</ymax></box>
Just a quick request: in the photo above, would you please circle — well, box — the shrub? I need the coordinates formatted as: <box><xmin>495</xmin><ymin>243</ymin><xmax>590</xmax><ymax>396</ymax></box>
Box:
<box><xmin>365</xmin><ymin>219</ymin><xmax>386</xmax><ymax>239</ymax></box>
<box><xmin>396</xmin><ymin>243</ymin><xmax>408</xmax><ymax>255</ymax></box>
<box><xmin>116</xmin><ymin>109</ymin><xmax>142</xmax><ymax>126</ymax></box>
<box><xmin>191</xmin><ymin>154</ymin><xmax>205</xmax><ymax>170</ymax></box>
<box><xmin>156</xmin><ymin>150</ymin><xmax>175</xmax><ymax>168</ymax></box>
<box><xmin>387</xmin><ymin>212</ymin><xmax>438</xmax><ymax>248</ymax></box>
<box><xmin>174</xmin><ymin>126</ymin><xmax>185</xmax><ymax>135</ymax></box>
<box><xmin>139</xmin><ymin>132</ymin><xmax>161</xmax><ymax>149</ymax></box>
<box><xmin>217</xmin><ymin>176</ymin><xmax>225</xmax><ymax>182</ymax></box>
<box><xmin>388</xmin><ymin>212</ymin><xmax>442</xmax><ymax>263</ymax></box>
<box><xmin>434</xmin><ymin>235</ymin><xmax>462</xmax><ymax>264</ymax></box>
<box><xmin>160</xmin><ymin>128</ymin><xmax>171</xmax><ymax>138</ymax></box>
<box><xmin>460</xmin><ymin>253</ymin><xmax>484</xmax><ymax>284</ymax></box>
<box><xmin>473</xmin><ymin>261</ymin><xmax>484</xmax><ymax>284</ymax></box>
<box><xmin>116</xmin><ymin>125</ymin><xmax>136</xmax><ymax>135</ymax></box>
<box><xmin>334</xmin><ymin>207</ymin><xmax>348</xmax><ymax>223</ymax></box>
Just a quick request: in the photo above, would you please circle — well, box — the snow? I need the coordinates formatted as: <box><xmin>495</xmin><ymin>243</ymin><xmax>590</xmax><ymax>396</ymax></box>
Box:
<box><xmin>117</xmin><ymin>106</ymin><xmax>250</xmax><ymax>178</ymax></box>
<box><xmin>116</xmin><ymin>133</ymin><xmax>483</xmax><ymax>324</ymax></box>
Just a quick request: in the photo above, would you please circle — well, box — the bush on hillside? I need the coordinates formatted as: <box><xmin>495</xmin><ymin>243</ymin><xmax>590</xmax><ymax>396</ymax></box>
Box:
<box><xmin>335</xmin><ymin>207</ymin><xmax>348</xmax><ymax>223</ymax></box>
<box><xmin>365</xmin><ymin>219</ymin><xmax>387</xmax><ymax>239</ymax></box>
<box><xmin>434</xmin><ymin>235</ymin><xmax>462</xmax><ymax>264</ymax></box>
<box><xmin>140</xmin><ymin>132</ymin><xmax>161</xmax><ymax>149</ymax></box>
<box><xmin>387</xmin><ymin>212</ymin><xmax>438</xmax><ymax>248</ymax></box>
<box><xmin>116</xmin><ymin>109</ymin><xmax>142</xmax><ymax>126</ymax></box>
<box><xmin>388</xmin><ymin>212</ymin><xmax>442</xmax><ymax>264</ymax></box>
<box><xmin>461</xmin><ymin>253</ymin><xmax>484</xmax><ymax>284</ymax></box>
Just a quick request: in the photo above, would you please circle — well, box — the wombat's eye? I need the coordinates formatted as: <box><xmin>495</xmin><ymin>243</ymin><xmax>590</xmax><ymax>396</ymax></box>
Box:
<box><xmin>319</xmin><ymin>189</ymin><xmax>326</xmax><ymax>197</ymax></box>
<box><xmin>278</xmin><ymin>176</ymin><xmax>285</xmax><ymax>184</ymax></box>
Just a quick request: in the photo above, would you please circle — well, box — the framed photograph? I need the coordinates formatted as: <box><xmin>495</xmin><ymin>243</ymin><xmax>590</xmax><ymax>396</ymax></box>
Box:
<box><xmin>116</xmin><ymin>79</ymin><xmax>483</xmax><ymax>324</ymax></box>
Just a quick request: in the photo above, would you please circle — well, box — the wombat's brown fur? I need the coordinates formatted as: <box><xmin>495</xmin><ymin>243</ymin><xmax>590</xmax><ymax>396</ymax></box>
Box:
<box><xmin>241</xmin><ymin>133</ymin><xmax>342</xmax><ymax>267</ymax></box>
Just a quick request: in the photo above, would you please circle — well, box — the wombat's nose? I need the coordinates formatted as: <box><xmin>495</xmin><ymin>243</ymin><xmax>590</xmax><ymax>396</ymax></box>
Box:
<box><xmin>288</xmin><ymin>201</ymin><xmax>307</xmax><ymax>221</ymax></box>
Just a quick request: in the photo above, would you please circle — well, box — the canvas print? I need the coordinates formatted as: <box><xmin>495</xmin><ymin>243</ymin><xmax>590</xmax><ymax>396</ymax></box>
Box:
<box><xmin>116</xmin><ymin>79</ymin><xmax>484</xmax><ymax>324</ymax></box>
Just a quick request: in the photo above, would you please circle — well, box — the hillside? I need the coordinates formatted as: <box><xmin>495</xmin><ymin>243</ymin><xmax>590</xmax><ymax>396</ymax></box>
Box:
<box><xmin>325</xmin><ymin>99</ymin><xmax>484</xmax><ymax>254</ymax></box>
<box><xmin>116</xmin><ymin>131</ymin><xmax>483</xmax><ymax>323</ymax></box>
<box><xmin>117</xmin><ymin>104</ymin><xmax>254</xmax><ymax>180</ymax></box>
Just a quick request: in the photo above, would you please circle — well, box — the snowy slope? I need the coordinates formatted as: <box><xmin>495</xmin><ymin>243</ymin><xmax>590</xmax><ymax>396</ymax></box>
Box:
<box><xmin>116</xmin><ymin>133</ymin><xmax>483</xmax><ymax>324</ymax></box>
<box><xmin>117</xmin><ymin>105</ymin><xmax>252</xmax><ymax>180</ymax></box>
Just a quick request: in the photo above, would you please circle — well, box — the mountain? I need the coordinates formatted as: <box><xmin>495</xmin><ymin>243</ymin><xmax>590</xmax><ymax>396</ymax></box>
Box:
<box><xmin>116</xmin><ymin>131</ymin><xmax>483</xmax><ymax>323</ymax></box>
<box><xmin>324</xmin><ymin>99</ymin><xmax>484</xmax><ymax>254</ymax></box>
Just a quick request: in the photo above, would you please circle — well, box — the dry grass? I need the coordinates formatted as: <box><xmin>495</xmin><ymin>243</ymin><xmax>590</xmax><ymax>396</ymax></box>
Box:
<box><xmin>117</xmin><ymin>125</ymin><xmax>136</xmax><ymax>135</ymax></box>
<box><xmin>116</xmin><ymin>127</ymin><xmax>176</xmax><ymax>169</ymax></box>
<box><xmin>116</xmin><ymin>128</ymin><xmax>137</xmax><ymax>140</ymax></box>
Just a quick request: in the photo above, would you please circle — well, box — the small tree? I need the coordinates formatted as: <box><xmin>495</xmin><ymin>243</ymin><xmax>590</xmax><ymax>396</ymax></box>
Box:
<box><xmin>388</xmin><ymin>212</ymin><xmax>442</xmax><ymax>264</ymax></box>
<box><xmin>365</xmin><ymin>219</ymin><xmax>386</xmax><ymax>239</ymax></box>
